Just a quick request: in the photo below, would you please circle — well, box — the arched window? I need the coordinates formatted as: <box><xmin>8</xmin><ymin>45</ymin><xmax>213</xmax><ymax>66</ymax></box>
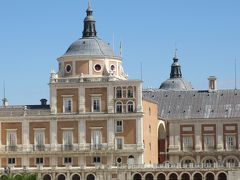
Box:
<box><xmin>72</xmin><ymin>174</ymin><xmax>80</xmax><ymax>180</ymax></box>
<box><xmin>205</xmin><ymin>173</ymin><xmax>214</xmax><ymax>180</ymax></box>
<box><xmin>57</xmin><ymin>174</ymin><xmax>66</xmax><ymax>180</ymax></box>
<box><xmin>128</xmin><ymin>155</ymin><xmax>134</xmax><ymax>165</ymax></box>
<box><xmin>169</xmin><ymin>173</ymin><xmax>177</xmax><ymax>180</ymax></box>
<box><xmin>86</xmin><ymin>174</ymin><xmax>95</xmax><ymax>180</ymax></box>
<box><xmin>116</xmin><ymin>101</ymin><xmax>123</xmax><ymax>113</ymax></box>
<box><xmin>181</xmin><ymin>173</ymin><xmax>190</xmax><ymax>180</ymax></box>
<box><xmin>193</xmin><ymin>173</ymin><xmax>202</xmax><ymax>180</ymax></box>
<box><xmin>127</xmin><ymin>101</ymin><xmax>134</xmax><ymax>112</ymax></box>
<box><xmin>204</xmin><ymin>159</ymin><xmax>215</xmax><ymax>167</ymax></box>
<box><xmin>43</xmin><ymin>174</ymin><xmax>51</xmax><ymax>180</ymax></box>
<box><xmin>127</xmin><ymin>87</ymin><xmax>134</xmax><ymax>98</ymax></box>
<box><xmin>218</xmin><ymin>173</ymin><xmax>227</xmax><ymax>180</ymax></box>
<box><xmin>133</xmin><ymin>174</ymin><xmax>142</xmax><ymax>180</ymax></box>
<box><xmin>116</xmin><ymin>87</ymin><xmax>122</xmax><ymax>98</ymax></box>
<box><xmin>145</xmin><ymin>173</ymin><xmax>153</xmax><ymax>180</ymax></box>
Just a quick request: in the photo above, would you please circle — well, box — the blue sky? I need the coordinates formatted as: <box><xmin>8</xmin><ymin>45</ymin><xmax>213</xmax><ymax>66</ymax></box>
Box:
<box><xmin>0</xmin><ymin>0</ymin><xmax>240</xmax><ymax>105</ymax></box>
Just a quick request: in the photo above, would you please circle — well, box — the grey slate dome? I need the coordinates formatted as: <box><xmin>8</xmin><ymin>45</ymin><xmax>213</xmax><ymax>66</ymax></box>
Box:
<box><xmin>160</xmin><ymin>78</ymin><xmax>193</xmax><ymax>90</ymax></box>
<box><xmin>63</xmin><ymin>1</ymin><xmax>115</xmax><ymax>58</ymax></box>
<box><xmin>159</xmin><ymin>55</ymin><xmax>193</xmax><ymax>91</ymax></box>
<box><xmin>64</xmin><ymin>37</ymin><xmax>115</xmax><ymax>57</ymax></box>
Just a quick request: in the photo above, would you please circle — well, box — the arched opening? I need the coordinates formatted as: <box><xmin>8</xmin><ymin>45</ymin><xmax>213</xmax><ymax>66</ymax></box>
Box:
<box><xmin>57</xmin><ymin>174</ymin><xmax>66</xmax><ymax>180</ymax></box>
<box><xmin>193</xmin><ymin>173</ymin><xmax>202</xmax><ymax>180</ymax></box>
<box><xmin>128</xmin><ymin>155</ymin><xmax>135</xmax><ymax>165</ymax></box>
<box><xmin>205</xmin><ymin>173</ymin><xmax>214</xmax><ymax>180</ymax></box>
<box><xmin>145</xmin><ymin>173</ymin><xmax>153</xmax><ymax>180</ymax></box>
<box><xmin>0</xmin><ymin>175</ymin><xmax>8</xmax><ymax>180</ymax></box>
<box><xmin>169</xmin><ymin>173</ymin><xmax>178</xmax><ymax>180</ymax></box>
<box><xmin>14</xmin><ymin>174</ymin><xmax>22</xmax><ymax>179</ymax></box>
<box><xmin>224</xmin><ymin>157</ymin><xmax>238</xmax><ymax>167</ymax></box>
<box><xmin>158</xmin><ymin>123</ymin><xmax>166</xmax><ymax>163</ymax></box>
<box><xmin>86</xmin><ymin>174</ymin><xmax>95</xmax><ymax>180</ymax></box>
<box><xmin>181</xmin><ymin>173</ymin><xmax>190</xmax><ymax>180</ymax></box>
<box><xmin>72</xmin><ymin>174</ymin><xmax>80</xmax><ymax>180</ymax></box>
<box><xmin>133</xmin><ymin>173</ymin><xmax>142</xmax><ymax>180</ymax></box>
<box><xmin>218</xmin><ymin>173</ymin><xmax>227</xmax><ymax>180</ymax></box>
<box><xmin>203</xmin><ymin>158</ymin><xmax>216</xmax><ymax>167</ymax></box>
<box><xmin>157</xmin><ymin>174</ymin><xmax>166</xmax><ymax>180</ymax></box>
<box><xmin>43</xmin><ymin>174</ymin><xmax>51</xmax><ymax>180</ymax></box>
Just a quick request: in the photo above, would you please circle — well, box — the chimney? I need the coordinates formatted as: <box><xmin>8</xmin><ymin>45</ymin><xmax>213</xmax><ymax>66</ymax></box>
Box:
<box><xmin>2</xmin><ymin>98</ymin><xmax>9</xmax><ymax>107</ymax></box>
<box><xmin>40</xmin><ymin>99</ymin><xmax>47</xmax><ymax>106</ymax></box>
<box><xmin>208</xmin><ymin>76</ymin><xmax>217</xmax><ymax>91</ymax></box>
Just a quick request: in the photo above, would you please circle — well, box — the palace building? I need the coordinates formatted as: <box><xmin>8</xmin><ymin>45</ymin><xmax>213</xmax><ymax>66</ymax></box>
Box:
<box><xmin>0</xmin><ymin>1</ymin><xmax>240</xmax><ymax>180</ymax></box>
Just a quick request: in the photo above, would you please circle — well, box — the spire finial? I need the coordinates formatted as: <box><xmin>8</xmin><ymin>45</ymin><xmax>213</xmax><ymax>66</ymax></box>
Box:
<box><xmin>88</xmin><ymin>0</ymin><xmax>92</xmax><ymax>11</ymax></box>
<box><xmin>174</xmin><ymin>48</ymin><xmax>178</xmax><ymax>59</ymax></box>
<box><xmin>82</xmin><ymin>0</ymin><xmax>97</xmax><ymax>37</ymax></box>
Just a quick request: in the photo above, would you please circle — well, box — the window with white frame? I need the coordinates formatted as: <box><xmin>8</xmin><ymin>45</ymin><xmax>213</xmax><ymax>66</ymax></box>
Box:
<box><xmin>36</xmin><ymin>157</ymin><xmax>44</xmax><ymax>165</ymax></box>
<box><xmin>91</xmin><ymin>129</ymin><xmax>102</xmax><ymax>149</ymax></box>
<box><xmin>116</xmin><ymin>87</ymin><xmax>122</xmax><ymax>98</ymax></box>
<box><xmin>226</xmin><ymin>135</ymin><xmax>236</xmax><ymax>149</ymax></box>
<box><xmin>93</xmin><ymin>156</ymin><xmax>101</xmax><ymax>164</ymax></box>
<box><xmin>115</xmin><ymin>120</ymin><xmax>123</xmax><ymax>133</ymax></box>
<box><xmin>127</xmin><ymin>101</ymin><xmax>134</xmax><ymax>112</ymax></box>
<box><xmin>63</xmin><ymin>97</ymin><xmax>72</xmax><ymax>113</ymax></box>
<box><xmin>8</xmin><ymin>158</ymin><xmax>15</xmax><ymax>165</ymax></box>
<box><xmin>182</xmin><ymin>136</ymin><xmax>193</xmax><ymax>149</ymax></box>
<box><xmin>63</xmin><ymin>130</ymin><xmax>73</xmax><ymax>150</ymax></box>
<box><xmin>127</xmin><ymin>87</ymin><xmax>134</xmax><ymax>98</ymax></box>
<box><xmin>116</xmin><ymin>101</ymin><xmax>123</xmax><ymax>113</ymax></box>
<box><xmin>7</xmin><ymin>130</ymin><xmax>17</xmax><ymax>148</ymax></box>
<box><xmin>204</xmin><ymin>135</ymin><xmax>214</xmax><ymax>149</ymax></box>
<box><xmin>64</xmin><ymin>157</ymin><xmax>72</xmax><ymax>164</ymax></box>
<box><xmin>91</xmin><ymin>96</ymin><xmax>101</xmax><ymax>112</ymax></box>
<box><xmin>34</xmin><ymin>129</ymin><xmax>45</xmax><ymax>151</ymax></box>
<box><xmin>116</xmin><ymin>138</ymin><xmax>123</xmax><ymax>150</ymax></box>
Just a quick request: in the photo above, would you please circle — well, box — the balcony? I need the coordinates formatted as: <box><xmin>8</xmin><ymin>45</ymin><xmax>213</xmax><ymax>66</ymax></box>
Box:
<box><xmin>90</xmin><ymin>144</ymin><xmax>107</xmax><ymax>150</ymax></box>
<box><xmin>5</xmin><ymin>146</ymin><xmax>18</xmax><ymax>151</ymax></box>
<box><xmin>204</xmin><ymin>145</ymin><xmax>215</xmax><ymax>151</ymax></box>
<box><xmin>226</xmin><ymin>145</ymin><xmax>237</xmax><ymax>151</ymax></box>
<box><xmin>61</xmin><ymin>145</ymin><xmax>74</xmax><ymax>151</ymax></box>
<box><xmin>33</xmin><ymin>145</ymin><xmax>45</xmax><ymax>151</ymax></box>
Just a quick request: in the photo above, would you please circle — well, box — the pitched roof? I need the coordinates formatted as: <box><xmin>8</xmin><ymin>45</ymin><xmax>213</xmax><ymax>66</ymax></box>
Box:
<box><xmin>143</xmin><ymin>89</ymin><xmax>240</xmax><ymax>120</ymax></box>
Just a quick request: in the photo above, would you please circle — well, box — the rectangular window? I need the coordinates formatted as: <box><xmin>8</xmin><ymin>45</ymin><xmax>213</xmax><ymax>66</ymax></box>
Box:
<box><xmin>36</xmin><ymin>158</ymin><xmax>44</xmax><ymax>165</ymax></box>
<box><xmin>116</xmin><ymin>120</ymin><xmax>123</xmax><ymax>133</ymax></box>
<box><xmin>226</xmin><ymin>135</ymin><xmax>236</xmax><ymax>149</ymax></box>
<box><xmin>182</xmin><ymin>136</ymin><xmax>193</xmax><ymax>149</ymax></box>
<box><xmin>91</xmin><ymin>129</ymin><xmax>102</xmax><ymax>150</ymax></box>
<box><xmin>93</xmin><ymin>156</ymin><xmax>101</xmax><ymax>163</ymax></box>
<box><xmin>34</xmin><ymin>130</ymin><xmax>45</xmax><ymax>151</ymax></box>
<box><xmin>91</xmin><ymin>97</ymin><xmax>101</xmax><ymax>112</ymax></box>
<box><xmin>116</xmin><ymin>88</ymin><xmax>122</xmax><ymax>98</ymax></box>
<box><xmin>64</xmin><ymin>157</ymin><xmax>72</xmax><ymax>164</ymax></box>
<box><xmin>8</xmin><ymin>158</ymin><xmax>15</xmax><ymax>165</ymax></box>
<box><xmin>116</xmin><ymin>138</ymin><xmax>123</xmax><ymax>149</ymax></box>
<box><xmin>63</xmin><ymin>130</ymin><xmax>73</xmax><ymax>150</ymax></box>
<box><xmin>204</xmin><ymin>135</ymin><xmax>214</xmax><ymax>149</ymax></box>
<box><xmin>63</xmin><ymin>98</ymin><xmax>72</xmax><ymax>113</ymax></box>
<box><xmin>7</xmin><ymin>130</ymin><xmax>17</xmax><ymax>151</ymax></box>
<box><xmin>127</xmin><ymin>87</ymin><xmax>134</xmax><ymax>98</ymax></box>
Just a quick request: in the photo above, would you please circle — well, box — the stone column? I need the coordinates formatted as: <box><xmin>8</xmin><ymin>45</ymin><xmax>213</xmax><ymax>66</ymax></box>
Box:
<box><xmin>22</xmin><ymin>119</ymin><xmax>29</xmax><ymax>151</ymax></box>
<box><xmin>107</xmin><ymin>118</ymin><xmax>115</xmax><ymax>148</ymax></box>
<box><xmin>107</xmin><ymin>86</ymin><xmax>114</xmax><ymax>113</ymax></box>
<box><xmin>217</xmin><ymin>121</ymin><xmax>223</xmax><ymax>150</ymax></box>
<box><xmin>195</xmin><ymin>122</ymin><xmax>202</xmax><ymax>151</ymax></box>
<box><xmin>79</xmin><ymin>86</ymin><xmax>85</xmax><ymax>113</ymax></box>
<box><xmin>50</xmin><ymin>85</ymin><xmax>57</xmax><ymax>114</ymax></box>
<box><xmin>136</xmin><ymin>117</ymin><xmax>143</xmax><ymax>147</ymax></box>
<box><xmin>79</xmin><ymin>119</ymin><xmax>86</xmax><ymax>148</ymax></box>
<box><xmin>136</xmin><ymin>83</ymin><xmax>143</xmax><ymax>112</ymax></box>
<box><xmin>50</xmin><ymin>118</ymin><xmax>57</xmax><ymax>150</ymax></box>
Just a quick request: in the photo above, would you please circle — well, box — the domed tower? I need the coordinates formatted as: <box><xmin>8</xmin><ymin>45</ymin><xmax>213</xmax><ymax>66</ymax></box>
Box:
<box><xmin>57</xmin><ymin>1</ymin><xmax>127</xmax><ymax>80</ymax></box>
<box><xmin>49</xmin><ymin>3</ymin><xmax>144</xmax><ymax>166</ymax></box>
<box><xmin>160</xmin><ymin>53</ymin><xmax>193</xmax><ymax>91</ymax></box>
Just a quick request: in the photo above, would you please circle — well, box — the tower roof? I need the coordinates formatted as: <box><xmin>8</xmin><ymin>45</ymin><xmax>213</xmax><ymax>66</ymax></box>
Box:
<box><xmin>160</xmin><ymin>53</ymin><xmax>193</xmax><ymax>91</ymax></box>
<box><xmin>62</xmin><ymin>1</ymin><xmax>116</xmax><ymax>58</ymax></box>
